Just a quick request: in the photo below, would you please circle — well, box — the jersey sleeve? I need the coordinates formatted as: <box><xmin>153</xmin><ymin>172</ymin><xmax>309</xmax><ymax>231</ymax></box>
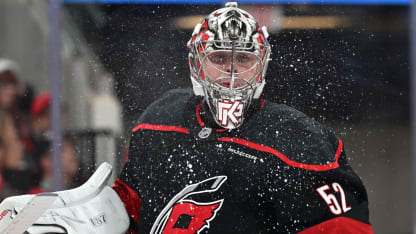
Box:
<box><xmin>298</xmin><ymin>217</ymin><xmax>373</xmax><ymax>234</ymax></box>
<box><xmin>112</xmin><ymin>178</ymin><xmax>141</xmax><ymax>234</ymax></box>
<box><xmin>266</xmin><ymin>144</ymin><xmax>374</xmax><ymax>233</ymax></box>
<box><xmin>251</xmin><ymin>104</ymin><xmax>373</xmax><ymax>233</ymax></box>
<box><xmin>114</xmin><ymin>89</ymin><xmax>194</xmax><ymax>234</ymax></box>
<box><xmin>297</xmin><ymin>149</ymin><xmax>374</xmax><ymax>233</ymax></box>
<box><xmin>114</xmin><ymin>128</ymin><xmax>148</xmax><ymax>234</ymax></box>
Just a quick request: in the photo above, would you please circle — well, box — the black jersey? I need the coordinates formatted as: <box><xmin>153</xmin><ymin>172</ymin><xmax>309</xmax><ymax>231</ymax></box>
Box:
<box><xmin>117</xmin><ymin>88</ymin><xmax>373</xmax><ymax>234</ymax></box>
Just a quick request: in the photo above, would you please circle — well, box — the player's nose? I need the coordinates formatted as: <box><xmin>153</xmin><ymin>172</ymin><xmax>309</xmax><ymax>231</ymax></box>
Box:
<box><xmin>225</xmin><ymin>62</ymin><xmax>238</xmax><ymax>73</ymax></box>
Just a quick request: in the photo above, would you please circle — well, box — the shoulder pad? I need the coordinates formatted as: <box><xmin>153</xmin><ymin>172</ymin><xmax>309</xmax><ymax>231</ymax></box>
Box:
<box><xmin>136</xmin><ymin>88</ymin><xmax>194</xmax><ymax>126</ymax></box>
<box><xmin>244</xmin><ymin>103</ymin><xmax>340</xmax><ymax>166</ymax></box>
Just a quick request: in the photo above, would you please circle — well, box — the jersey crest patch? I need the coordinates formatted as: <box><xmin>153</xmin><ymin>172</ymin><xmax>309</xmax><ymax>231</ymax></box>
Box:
<box><xmin>151</xmin><ymin>176</ymin><xmax>227</xmax><ymax>234</ymax></box>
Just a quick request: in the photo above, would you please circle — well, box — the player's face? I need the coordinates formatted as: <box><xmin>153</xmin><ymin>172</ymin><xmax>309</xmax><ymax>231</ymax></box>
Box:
<box><xmin>202</xmin><ymin>50</ymin><xmax>261</xmax><ymax>88</ymax></box>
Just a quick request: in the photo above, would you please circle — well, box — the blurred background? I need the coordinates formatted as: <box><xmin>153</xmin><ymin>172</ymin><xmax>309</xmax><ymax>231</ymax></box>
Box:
<box><xmin>0</xmin><ymin>0</ymin><xmax>410</xmax><ymax>233</ymax></box>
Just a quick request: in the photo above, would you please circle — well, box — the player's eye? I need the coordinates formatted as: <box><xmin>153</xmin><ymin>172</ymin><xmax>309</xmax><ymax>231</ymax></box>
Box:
<box><xmin>210</xmin><ymin>54</ymin><xmax>227</xmax><ymax>64</ymax></box>
<box><xmin>236</xmin><ymin>55</ymin><xmax>250</xmax><ymax>64</ymax></box>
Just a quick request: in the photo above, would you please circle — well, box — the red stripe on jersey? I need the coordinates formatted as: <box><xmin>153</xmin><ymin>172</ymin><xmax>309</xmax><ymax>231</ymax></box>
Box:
<box><xmin>335</xmin><ymin>138</ymin><xmax>343</xmax><ymax>161</ymax></box>
<box><xmin>259</xmin><ymin>99</ymin><xmax>266</xmax><ymax>111</ymax></box>
<box><xmin>216</xmin><ymin>128</ymin><xmax>228</xmax><ymax>132</ymax></box>
<box><xmin>218</xmin><ymin>137</ymin><xmax>343</xmax><ymax>171</ymax></box>
<box><xmin>132</xmin><ymin>123</ymin><xmax>190</xmax><ymax>134</ymax></box>
<box><xmin>298</xmin><ymin>217</ymin><xmax>373</xmax><ymax>234</ymax></box>
<box><xmin>112</xmin><ymin>179</ymin><xmax>141</xmax><ymax>223</ymax></box>
<box><xmin>196</xmin><ymin>102</ymin><xmax>204</xmax><ymax>127</ymax></box>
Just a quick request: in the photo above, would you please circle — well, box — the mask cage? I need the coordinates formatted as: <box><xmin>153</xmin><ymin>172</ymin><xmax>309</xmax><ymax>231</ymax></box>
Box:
<box><xmin>191</xmin><ymin>39</ymin><xmax>271</xmax><ymax>89</ymax></box>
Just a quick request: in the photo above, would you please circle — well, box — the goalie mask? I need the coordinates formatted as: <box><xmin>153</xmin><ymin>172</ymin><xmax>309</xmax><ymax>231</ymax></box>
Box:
<box><xmin>187</xmin><ymin>2</ymin><xmax>271</xmax><ymax>129</ymax></box>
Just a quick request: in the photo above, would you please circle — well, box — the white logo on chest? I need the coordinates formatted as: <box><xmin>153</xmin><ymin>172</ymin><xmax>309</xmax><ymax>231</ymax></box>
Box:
<box><xmin>227</xmin><ymin>147</ymin><xmax>259</xmax><ymax>161</ymax></box>
<box><xmin>198</xmin><ymin>127</ymin><xmax>212</xmax><ymax>139</ymax></box>
<box><xmin>217</xmin><ymin>100</ymin><xmax>243</xmax><ymax>127</ymax></box>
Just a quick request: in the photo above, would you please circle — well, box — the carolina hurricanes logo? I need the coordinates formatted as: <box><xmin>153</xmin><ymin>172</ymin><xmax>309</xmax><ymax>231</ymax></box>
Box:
<box><xmin>217</xmin><ymin>100</ymin><xmax>243</xmax><ymax>127</ymax></box>
<box><xmin>151</xmin><ymin>176</ymin><xmax>227</xmax><ymax>234</ymax></box>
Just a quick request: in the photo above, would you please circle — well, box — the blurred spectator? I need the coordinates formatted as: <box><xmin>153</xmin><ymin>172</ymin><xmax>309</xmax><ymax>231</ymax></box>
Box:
<box><xmin>0</xmin><ymin>126</ymin><xmax>3</xmax><ymax>160</ymax></box>
<box><xmin>28</xmin><ymin>93</ymin><xmax>82</xmax><ymax>191</ymax></box>
<box><xmin>0</xmin><ymin>109</ymin><xmax>24</xmax><ymax>170</ymax></box>
<box><xmin>34</xmin><ymin>135</ymin><xmax>80</xmax><ymax>191</ymax></box>
<box><xmin>30</xmin><ymin>93</ymin><xmax>51</xmax><ymax>141</ymax></box>
<box><xmin>0</xmin><ymin>59</ymin><xmax>44</xmax><ymax>199</ymax></box>
<box><xmin>0</xmin><ymin>109</ymin><xmax>41</xmax><ymax>200</ymax></box>
<box><xmin>0</xmin><ymin>68</ymin><xmax>81</xmax><ymax>196</ymax></box>
<box><xmin>0</xmin><ymin>58</ymin><xmax>34</xmax><ymax>153</ymax></box>
<box><xmin>0</xmin><ymin>116</ymin><xmax>5</xmax><ymax>192</ymax></box>
<box><xmin>0</xmin><ymin>58</ymin><xmax>19</xmax><ymax>112</ymax></box>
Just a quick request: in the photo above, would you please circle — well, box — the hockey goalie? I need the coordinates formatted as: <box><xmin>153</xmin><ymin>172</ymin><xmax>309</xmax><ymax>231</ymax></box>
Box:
<box><xmin>0</xmin><ymin>2</ymin><xmax>373</xmax><ymax>234</ymax></box>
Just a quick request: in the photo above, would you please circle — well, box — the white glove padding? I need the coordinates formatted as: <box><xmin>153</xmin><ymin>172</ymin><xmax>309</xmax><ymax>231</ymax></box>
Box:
<box><xmin>0</xmin><ymin>162</ymin><xmax>129</xmax><ymax>234</ymax></box>
<box><xmin>25</xmin><ymin>224</ymin><xmax>67</xmax><ymax>234</ymax></box>
<box><xmin>25</xmin><ymin>186</ymin><xmax>128</xmax><ymax>234</ymax></box>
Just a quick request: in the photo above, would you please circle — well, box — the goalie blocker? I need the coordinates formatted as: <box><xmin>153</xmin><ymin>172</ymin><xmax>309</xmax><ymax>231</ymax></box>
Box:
<box><xmin>0</xmin><ymin>162</ymin><xmax>129</xmax><ymax>234</ymax></box>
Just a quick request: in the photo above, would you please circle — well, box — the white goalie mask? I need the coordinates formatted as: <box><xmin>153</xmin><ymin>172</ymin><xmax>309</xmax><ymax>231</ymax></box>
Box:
<box><xmin>187</xmin><ymin>2</ymin><xmax>271</xmax><ymax>129</ymax></box>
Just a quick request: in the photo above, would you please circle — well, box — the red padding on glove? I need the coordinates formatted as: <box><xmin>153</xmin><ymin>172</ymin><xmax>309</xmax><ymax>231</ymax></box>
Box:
<box><xmin>113</xmin><ymin>179</ymin><xmax>141</xmax><ymax>223</ymax></box>
<box><xmin>298</xmin><ymin>217</ymin><xmax>374</xmax><ymax>234</ymax></box>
